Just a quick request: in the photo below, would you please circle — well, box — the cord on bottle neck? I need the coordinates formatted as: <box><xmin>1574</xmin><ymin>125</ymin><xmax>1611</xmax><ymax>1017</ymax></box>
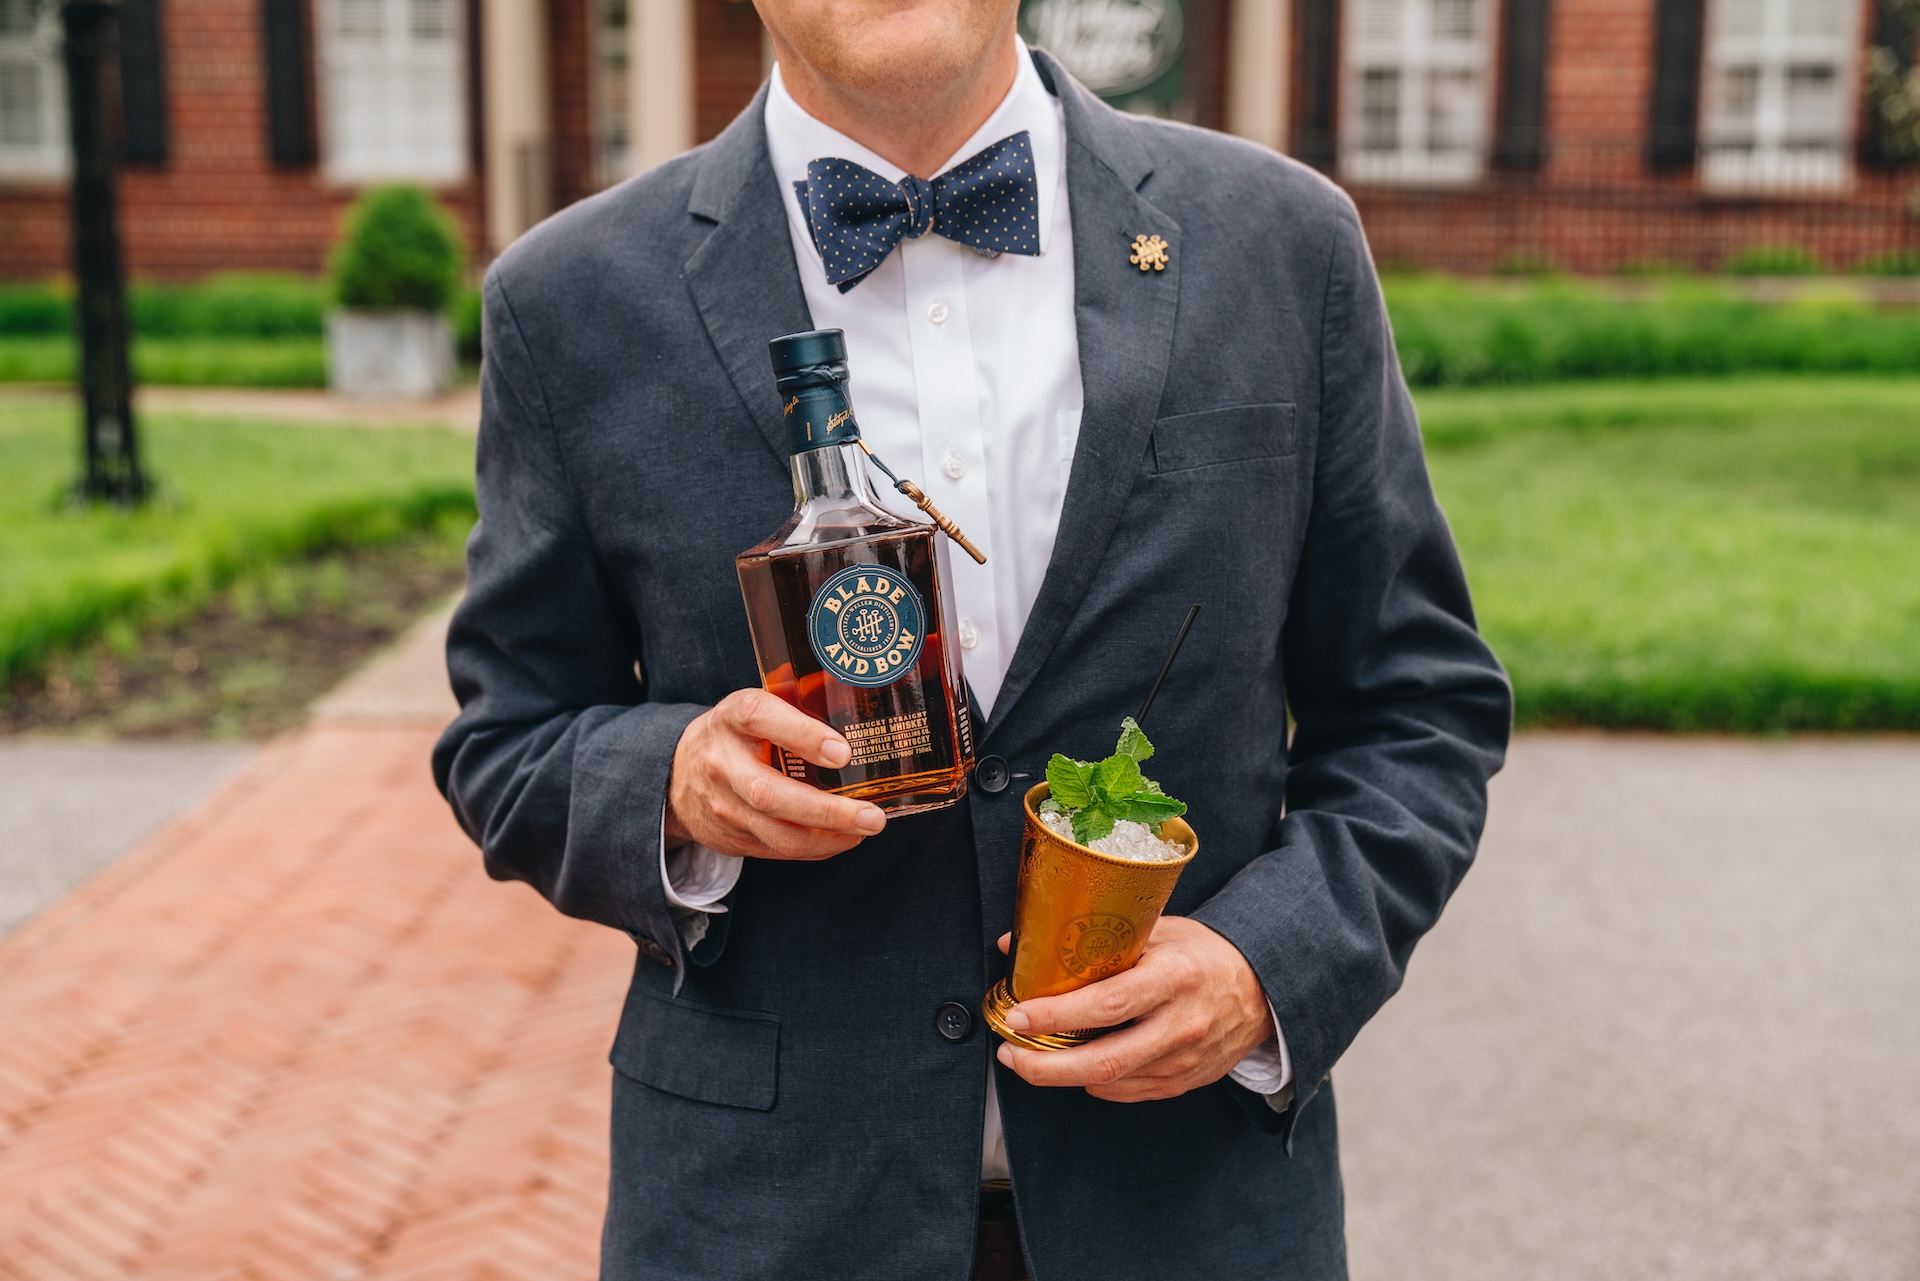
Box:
<box><xmin>856</xmin><ymin>441</ymin><xmax>988</xmax><ymax>565</ymax></box>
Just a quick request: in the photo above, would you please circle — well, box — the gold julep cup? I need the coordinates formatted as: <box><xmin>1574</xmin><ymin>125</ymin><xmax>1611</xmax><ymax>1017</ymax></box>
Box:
<box><xmin>982</xmin><ymin>782</ymin><xmax>1198</xmax><ymax>1052</ymax></box>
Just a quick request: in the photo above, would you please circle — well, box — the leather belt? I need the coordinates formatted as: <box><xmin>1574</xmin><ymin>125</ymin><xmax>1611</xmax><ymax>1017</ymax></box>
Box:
<box><xmin>973</xmin><ymin>1180</ymin><xmax>1026</xmax><ymax>1281</ymax></box>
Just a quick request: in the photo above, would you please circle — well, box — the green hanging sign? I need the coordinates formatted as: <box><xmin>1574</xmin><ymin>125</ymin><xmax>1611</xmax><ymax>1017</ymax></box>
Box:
<box><xmin>1019</xmin><ymin>0</ymin><xmax>1187</xmax><ymax>119</ymax></box>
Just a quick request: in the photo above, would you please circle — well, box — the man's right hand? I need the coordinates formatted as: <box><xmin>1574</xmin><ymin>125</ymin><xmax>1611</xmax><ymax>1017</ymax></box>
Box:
<box><xmin>664</xmin><ymin>689</ymin><xmax>886</xmax><ymax>860</ymax></box>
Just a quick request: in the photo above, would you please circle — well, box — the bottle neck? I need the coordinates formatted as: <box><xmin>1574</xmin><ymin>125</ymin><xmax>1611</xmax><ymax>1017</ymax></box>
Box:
<box><xmin>792</xmin><ymin>441</ymin><xmax>883</xmax><ymax>507</ymax></box>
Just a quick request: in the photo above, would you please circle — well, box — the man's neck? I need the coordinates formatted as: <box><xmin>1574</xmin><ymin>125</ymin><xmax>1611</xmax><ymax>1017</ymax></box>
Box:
<box><xmin>772</xmin><ymin>35</ymin><xmax>1023</xmax><ymax>179</ymax></box>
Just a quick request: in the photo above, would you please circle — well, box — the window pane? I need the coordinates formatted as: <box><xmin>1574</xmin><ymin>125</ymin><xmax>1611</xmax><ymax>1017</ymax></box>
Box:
<box><xmin>333</xmin><ymin>0</ymin><xmax>384</xmax><ymax>40</ymax></box>
<box><xmin>1714</xmin><ymin>0</ymin><xmax>1763</xmax><ymax>38</ymax></box>
<box><xmin>1431</xmin><ymin>0</ymin><xmax>1476</xmax><ymax>41</ymax></box>
<box><xmin>1360</xmin><ymin>68</ymin><xmax>1400</xmax><ymax>150</ymax></box>
<box><xmin>1713</xmin><ymin>64</ymin><xmax>1760</xmax><ymax>136</ymax></box>
<box><xmin>1784</xmin><ymin>63</ymin><xmax>1841</xmax><ymax>139</ymax></box>
<box><xmin>0</xmin><ymin>61</ymin><xmax>44</xmax><ymax>145</ymax></box>
<box><xmin>0</xmin><ymin>0</ymin><xmax>35</xmax><ymax>38</ymax></box>
<box><xmin>1786</xmin><ymin>0</ymin><xmax>1844</xmax><ymax>38</ymax></box>
<box><xmin>1355</xmin><ymin>0</ymin><xmax>1402</xmax><ymax>43</ymax></box>
<box><xmin>1426</xmin><ymin>67</ymin><xmax>1479</xmax><ymax>151</ymax></box>
<box><xmin>411</xmin><ymin>0</ymin><xmax>449</xmax><ymax>41</ymax></box>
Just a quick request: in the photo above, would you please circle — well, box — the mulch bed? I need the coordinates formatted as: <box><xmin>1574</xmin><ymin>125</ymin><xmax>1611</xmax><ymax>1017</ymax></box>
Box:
<box><xmin>2</xmin><ymin>537</ymin><xmax>465</xmax><ymax>739</ymax></box>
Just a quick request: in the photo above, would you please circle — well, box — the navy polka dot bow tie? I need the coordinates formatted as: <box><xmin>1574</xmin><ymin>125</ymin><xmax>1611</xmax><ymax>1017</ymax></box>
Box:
<box><xmin>793</xmin><ymin>131</ymin><xmax>1042</xmax><ymax>292</ymax></box>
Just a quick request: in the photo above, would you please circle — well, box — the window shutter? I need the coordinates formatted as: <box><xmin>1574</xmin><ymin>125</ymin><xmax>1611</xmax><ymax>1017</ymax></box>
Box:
<box><xmin>1646</xmin><ymin>0</ymin><xmax>1704</xmax><ymax>172</ymax></box>
<box><xmin>1293</xmin><ymin>0</ymin><xmax>1339</xmax><ymax>169</ymax></box>
<box><xmin>1862</xmin><ymin>0</ymin><xmax>1917</xmax><ymax>169</ymax></box>
<box><xmin>1493</xmin><ymin>0</ymin><xmax>1549</xmax><ymax>171</ymax></box>
<box><xmin>118</xmin><ymin>0</ymin><xmax>168</xmax><ymax>164</ymax></box>
<box><xmin>262</xmin><ymin>0</ymin><xmax>316</xmax><ymax>166</ymax></box>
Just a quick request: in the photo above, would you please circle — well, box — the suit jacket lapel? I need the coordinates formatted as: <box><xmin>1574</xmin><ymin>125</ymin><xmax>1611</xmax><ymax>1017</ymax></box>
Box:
<box><xmin>684</xmin><ymin>86</ymin><xmax>815</xmax><ymax>466</ymax></box>
<box><xmin>986</xmin><ymin>53</ymin><xmax>1182</xmax><ymax>740</ymax></box>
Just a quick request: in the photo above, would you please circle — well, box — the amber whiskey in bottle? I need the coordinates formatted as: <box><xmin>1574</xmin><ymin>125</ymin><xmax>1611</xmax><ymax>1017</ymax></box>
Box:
<box><xmin>735</xmin><ymin>329</ymin><xmax>975</xmax><ymax>816</ymax></box>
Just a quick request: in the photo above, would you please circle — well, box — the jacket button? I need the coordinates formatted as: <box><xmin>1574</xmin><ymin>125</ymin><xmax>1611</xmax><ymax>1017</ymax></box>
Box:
<box><xmin>975</xmin><ymin>755</ymin><xmax>1011</xmax><ymax>794</ymax></box>
<box><xmin>935</xmin><ymin>1001</ymin><xmax>973</xmax><ymax>1042</ymax></box>
<box><xmin>636</xmin><ymin>936</ymin><xmax>672</xmax><ymax>967</ymax></box>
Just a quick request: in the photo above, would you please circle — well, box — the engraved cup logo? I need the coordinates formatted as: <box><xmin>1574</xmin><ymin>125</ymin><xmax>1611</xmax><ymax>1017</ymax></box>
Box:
<box><xmin>806</xmin><ymin>565</ymin><xmax>928</xmax><ymax>689</ymax></box>
<box><xmin>1058</xmin><ymin>913</ymin><xmax>1138</xmax><ymax>981</ymax></box>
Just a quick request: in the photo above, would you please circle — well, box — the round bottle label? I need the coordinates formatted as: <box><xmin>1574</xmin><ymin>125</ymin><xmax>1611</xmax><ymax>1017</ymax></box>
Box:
<box><xmin>806</xmin><ymin>564</ymin><xmax>927</xmax><ymax>688</ymax></box>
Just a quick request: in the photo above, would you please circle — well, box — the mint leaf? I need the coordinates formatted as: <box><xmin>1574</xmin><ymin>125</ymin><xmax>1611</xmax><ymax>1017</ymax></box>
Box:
<box><xmin>1112</xmin><ymin>792</ymin><xmax>1186</xmax><ymax>825</ymax></box>
<box><xmin>1037</xmin><ymin>797</ymin><xmax>1064</xmax><ymax>816</ymax></box>
<box><xmin>1071</xmin><ymin>806</ymin><xmax>1116</xmax><ymax>845</ymax></box>
<box><xmin>1114</xmin><ymin>717</ymin><xmax>1154</xmax><ymax>763</ymax></box>
<box><xmin>1047</xmin><ymin>754</ymin><xmax>1094</xmax><ymax>809</ymax></box>
<box><xmin>1092</xmin><ymin>755</ymin><xmax>1143</xmax><ymax>804</ymax></box>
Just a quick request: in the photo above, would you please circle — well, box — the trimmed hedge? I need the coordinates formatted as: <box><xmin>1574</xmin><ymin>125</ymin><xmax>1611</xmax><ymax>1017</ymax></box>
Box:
<box><xmin>1385</xmin><ymin>276</ymin><xmax>1920</xmax><ymax>387</ymax></box>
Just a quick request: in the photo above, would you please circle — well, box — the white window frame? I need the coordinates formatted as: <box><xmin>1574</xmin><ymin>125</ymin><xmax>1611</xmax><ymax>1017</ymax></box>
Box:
<box><xmin>1339</xmin><ymin>0</ymin><xmax>1496</xmax><ymax>186</ymax></box>
<box><xmin>589</xmin><ymin>0</ymin><xmax>628</xmax><ymax>187</ymax></box>
<box><xmin>319</xmin><ymin>0</ymin><xmax>469</xmax><ymax>184</ymax></box>
<box><xmin>1699</xmin><ymin>0</ymin><xmax>1861</xmax><ymax>192</ymax></box>
<box><xmin>0</xmin><ymin>0</ymin><xmax>69</xmax><ymax>179</ymax></box>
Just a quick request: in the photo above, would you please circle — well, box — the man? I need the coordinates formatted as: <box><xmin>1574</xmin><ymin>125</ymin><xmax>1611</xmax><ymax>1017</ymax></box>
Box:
<box><xmin>433</xmin><ymin>1</ymin><xmax>1511</xmax><ymax>1276</ymax></box>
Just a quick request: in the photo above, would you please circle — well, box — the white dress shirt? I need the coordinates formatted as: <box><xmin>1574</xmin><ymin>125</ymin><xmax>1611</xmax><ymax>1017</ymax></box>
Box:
<box><xmin>662</xmin><ymin>44</ymin><xmax>1291</xmax><ymax>1182</ymax></box>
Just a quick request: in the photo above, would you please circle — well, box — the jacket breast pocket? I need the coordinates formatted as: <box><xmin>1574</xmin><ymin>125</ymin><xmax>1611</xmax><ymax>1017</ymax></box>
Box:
<box><xmin>1150</xmin><ymin>403</ymin><xmax>1297</xmax><ymax>474</ymax></box>
<box><xmin>610</xmin><ymin>984</ymin><xmax>779</xmax><ymax>1111</ymax></box>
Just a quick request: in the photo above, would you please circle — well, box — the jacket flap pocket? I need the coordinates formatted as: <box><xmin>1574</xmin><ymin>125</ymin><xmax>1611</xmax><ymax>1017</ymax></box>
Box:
<box><xmin>611</xmin><ymin>986</ymin><xmax>779</xmax><ymax>1110</ymax></box>
<box><xmin>1151</xmin><ymin>403</ymin><xmax>1297</xmax><ymax>473</ymax></box>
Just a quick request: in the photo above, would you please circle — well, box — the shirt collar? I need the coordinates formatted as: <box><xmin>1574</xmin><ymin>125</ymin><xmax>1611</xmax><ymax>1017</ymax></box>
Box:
<box><xmin>764</xmin><ymin>38</ymin><xmax>1066</xmax><ymax>264</ymax></box>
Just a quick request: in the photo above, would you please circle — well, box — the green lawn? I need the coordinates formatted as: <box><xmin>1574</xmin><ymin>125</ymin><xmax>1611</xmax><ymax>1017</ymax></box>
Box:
<box><xmin>4</xmin><ymin>376</ymin><xmax>1916</xmax><ymax>732</ymax></box>
<box><xmin>0</xmin><ymin>395</ymin><xmax>474</xmax><ymax>681</ymax></box>
<box><xmin>0</xmin><ymin>336</ymin><xmax>327</xmax><ymax>388</ymax></box>
<box><xmin>1419</xmin><ymin>376</ymin><xmax>1920</xmax><ymax>730</ymax></box>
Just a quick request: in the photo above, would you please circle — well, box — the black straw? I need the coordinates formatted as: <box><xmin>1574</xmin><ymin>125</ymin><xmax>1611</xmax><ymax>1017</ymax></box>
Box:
<box><xmin>1136</xmin><ymin>604</ymin><xmax>1200</xmax><ymax>726</ymax></box>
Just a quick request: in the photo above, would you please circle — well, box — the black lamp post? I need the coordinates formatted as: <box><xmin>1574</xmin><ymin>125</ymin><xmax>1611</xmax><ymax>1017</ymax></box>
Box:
<box><xmin>60</xmin><ymin>0</ymin><xmax>146</xmax><ymax>505</ymax></box>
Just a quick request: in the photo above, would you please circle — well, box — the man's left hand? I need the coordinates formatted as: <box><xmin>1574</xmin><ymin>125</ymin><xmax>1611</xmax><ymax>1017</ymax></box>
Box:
<box><xmin>993</xmin><ymin>917</ymin><xmax>1273</xmax><ymax>1103</ymax></box>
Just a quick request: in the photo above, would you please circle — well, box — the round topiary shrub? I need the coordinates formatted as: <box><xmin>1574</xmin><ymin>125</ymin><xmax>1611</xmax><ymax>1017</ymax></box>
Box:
<box><xmin>330</xmin><ymin>186</ymin><xmax>465</xmax><ymax>313</ymax></box>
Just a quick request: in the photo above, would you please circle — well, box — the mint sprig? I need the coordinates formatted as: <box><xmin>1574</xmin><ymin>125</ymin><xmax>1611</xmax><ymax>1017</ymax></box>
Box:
<box><xmin>1040</xmin><ymin>717</ymin><xmax>1187</xmax><ymax>846</ymax></box>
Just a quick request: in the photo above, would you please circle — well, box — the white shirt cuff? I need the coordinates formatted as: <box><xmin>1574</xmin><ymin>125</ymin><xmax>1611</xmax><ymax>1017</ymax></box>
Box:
<box><xmin>659</xmin><ymin>814</ymin><xmax>744</xmax><ymax>948</ymax></box>
<box><xmin>1225</xmin><ymin>1002</ymin><xmax>1294</xmax><ymax>1108</ymax></box>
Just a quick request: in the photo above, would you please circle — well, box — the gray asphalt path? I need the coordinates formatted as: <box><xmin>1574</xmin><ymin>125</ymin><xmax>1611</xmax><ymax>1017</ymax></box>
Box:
<box><xmin>0</xmin><ymin>739</ymin><xmax>257</xmax><ymax>940</ymax></box>
<box><xmin>1339</xmin><ymin>733</ymin><xmax>1920</xmax><ymax>1281</ymax></box>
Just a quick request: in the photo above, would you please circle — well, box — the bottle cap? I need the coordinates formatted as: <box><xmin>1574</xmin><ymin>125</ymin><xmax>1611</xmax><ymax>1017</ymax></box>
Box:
<box><xmin>769</xmin><ymin>329</ymin><xmax>847</xmax><ymax>385</ymax></box>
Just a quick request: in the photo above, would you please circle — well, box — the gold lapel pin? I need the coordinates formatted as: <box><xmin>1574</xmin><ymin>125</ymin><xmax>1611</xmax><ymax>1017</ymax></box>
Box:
<box><xmin>1129</xmin><ymin>233</ymin><xmax>1170</xmax><ymax>272</ymax></box>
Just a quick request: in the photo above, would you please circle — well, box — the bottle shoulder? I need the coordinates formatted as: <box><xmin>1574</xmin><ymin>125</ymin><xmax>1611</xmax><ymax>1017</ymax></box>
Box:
<box><xmin>738</xmin><ymin>499</ymin><xmax>930</xmax><ymax>561</ymax></box>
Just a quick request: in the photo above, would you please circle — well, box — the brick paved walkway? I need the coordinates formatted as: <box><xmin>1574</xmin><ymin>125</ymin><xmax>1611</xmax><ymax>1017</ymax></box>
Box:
<box><xmin>0</xmin><ymin>724</ymin><xmax>627</xmax><ymax>1281</ymax></box>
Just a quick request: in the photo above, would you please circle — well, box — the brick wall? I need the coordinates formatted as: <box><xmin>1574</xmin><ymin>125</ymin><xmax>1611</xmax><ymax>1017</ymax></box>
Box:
<box><xmin>695</xmin><ymin>0</ymin><xmax>765</xmax><ymax>143</ymax></box>
<box><xmin>0</xmin><ymin>0</ymin><xmax>482</xmax><ymax>281</ymax></box>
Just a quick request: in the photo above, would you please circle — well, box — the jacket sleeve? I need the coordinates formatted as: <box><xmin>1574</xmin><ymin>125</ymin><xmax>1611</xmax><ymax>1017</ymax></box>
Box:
<box><xmin>1190</xmin><ymin>203</ymin><xmax>1513</xmax><ymax>1136</ymax></box>
<box><xmin>431</xmin><ymin>269</ymin><xmax>707</xmax><ymax>971</ymax></box>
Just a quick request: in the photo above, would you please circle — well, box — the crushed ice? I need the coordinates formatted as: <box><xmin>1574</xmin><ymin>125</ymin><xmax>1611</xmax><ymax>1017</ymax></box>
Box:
<box><xmin>1040</xmin><ymin>810</ymin><xmax>1189</xmax><ymax>862</ymax></box>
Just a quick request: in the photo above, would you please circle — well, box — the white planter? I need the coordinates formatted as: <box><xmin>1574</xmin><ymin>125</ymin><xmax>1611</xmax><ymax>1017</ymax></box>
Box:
<box><xmin>326</xmin><ymin>309</ymin><xmax>455</xmax><ymax>398</ymax></box>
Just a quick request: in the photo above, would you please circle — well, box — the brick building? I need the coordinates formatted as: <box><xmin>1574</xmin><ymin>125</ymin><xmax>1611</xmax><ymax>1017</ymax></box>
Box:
<box><xmin>0</xmin><ymin>0</ymin><xmax>1913</xmax><ymax>280</ymax></box>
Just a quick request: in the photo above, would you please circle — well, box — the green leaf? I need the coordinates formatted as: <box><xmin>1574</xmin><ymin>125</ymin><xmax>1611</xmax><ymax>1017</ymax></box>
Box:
<box><xmin>1114</xmin><ymin>717</ymin><xmax>1154</xmax><ymax>763</ymax></box>
<box><xmin>1071</xmin><ymin>806</ymin><xmax>1116</xmax><ymax>845</ymax></box>
<box><xmin>1037</xmin><ymin>797</ymin><xmax>1065</xmax><ymax>816</ymax></box>
<box><xmin>1112</xmin><ymin>792</ymin><xmax>1187</xmax><ymax>825</ymax></box>
<box><xmin>1046</xmin><ymin>754</ymin><xmax>1094</xmax><ymax>809</ymax></box>
<box><xmin>1092</xmin><ymin>754</ymin><xmax>1143</xmax><ymax>804</ymax></box>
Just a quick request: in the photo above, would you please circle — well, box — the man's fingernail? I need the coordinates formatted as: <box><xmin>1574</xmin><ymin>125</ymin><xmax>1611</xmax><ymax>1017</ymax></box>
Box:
<box><xmin>855</xmin><ymin>807</ymin><xmax>885</xmax><ymax>834</ymax></box>
<box><xmin>1005</xmin><ymin>1006</ymin><xmax>1029</xmax><ymax>1032</ymax></box>
<box><xmin>821</xmin><ymin>738</ymin><xmax>850</xmax><ymax>766</ymax></box>
<box><xmin>996</xmin><ymin>1044</ymin><xmax>1014</xmax><ymax>1066</ymax></box>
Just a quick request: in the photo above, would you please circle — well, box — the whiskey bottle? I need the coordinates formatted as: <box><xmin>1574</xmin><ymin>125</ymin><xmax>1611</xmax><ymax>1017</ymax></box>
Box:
<box><xmin>735</xmin><ymin>329</ymin><xmax>976</xmax><ymax>816</ymax></box>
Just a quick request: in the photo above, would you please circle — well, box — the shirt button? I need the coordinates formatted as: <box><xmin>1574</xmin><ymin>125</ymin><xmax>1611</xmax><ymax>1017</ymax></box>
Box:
<box><xmin>926</xmin><ymin>300</ymin><xmax>950</xmax><ymax>325</ymax></box>
<box><xmin>958</xmin><ymin>619</ymin><xmax>979</xmax><ymax>650</ymax></box>
<box><xmin>943</xmin><ymin>451</ymin><xmax>967</xmax><ymax>480</ymax></box>
<box><xmin>936</xmin><ymin>1001</ymin><xmax>973</xmax><ymax>1042</ymax></box>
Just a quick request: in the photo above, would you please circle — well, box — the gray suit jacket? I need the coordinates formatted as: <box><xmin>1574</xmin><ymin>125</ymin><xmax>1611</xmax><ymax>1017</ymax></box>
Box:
<box><xmin>433</xmin><ymin>50</ymin><xmax>1510</xmax><ymax>1281</ymax></box>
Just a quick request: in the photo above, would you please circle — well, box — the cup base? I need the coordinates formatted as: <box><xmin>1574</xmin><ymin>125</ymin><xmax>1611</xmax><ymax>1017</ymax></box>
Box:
<box><xmin>981</xmin><ymin>979</ymin><xmax>1101</xmax><ymax>1052</ymax></box>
